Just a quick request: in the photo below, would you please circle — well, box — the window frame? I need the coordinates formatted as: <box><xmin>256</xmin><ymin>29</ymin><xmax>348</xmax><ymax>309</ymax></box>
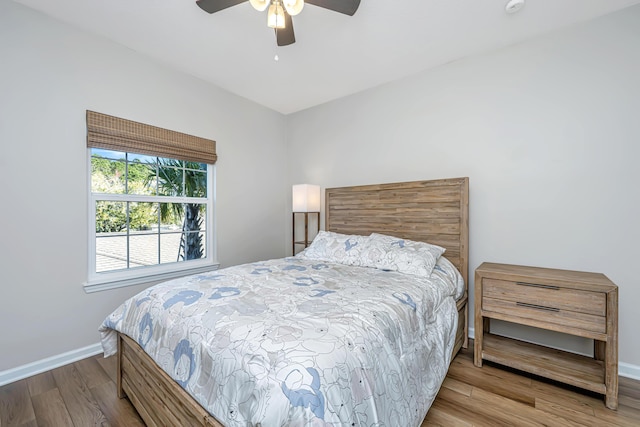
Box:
<box><xmin>84</xmin><ymin>150</ymin><xmax>218</xmax><ymax>293</ymax></box>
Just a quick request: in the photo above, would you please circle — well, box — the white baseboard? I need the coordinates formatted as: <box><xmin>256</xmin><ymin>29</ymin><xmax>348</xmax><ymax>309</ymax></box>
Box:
<box><xmin>620</xmin><ymin>362</ymin><xmax>640</xmax><ymax>381</ymax></box>
<box><xmin>0</xmin><ymin>343</ymin><xmax>103</xmax><ymax>387</ymax></box>
<box><xmin>468</xmin><ymin>327</ymin><xmax>640</xmax><ymax>380</ymax></box>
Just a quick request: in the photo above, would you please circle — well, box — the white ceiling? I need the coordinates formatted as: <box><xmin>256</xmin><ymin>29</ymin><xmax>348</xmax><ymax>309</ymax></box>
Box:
<box><xmin>13</xmin><ymin>0</ymin><xmax>640</xmax><ymax>114</ymax></box>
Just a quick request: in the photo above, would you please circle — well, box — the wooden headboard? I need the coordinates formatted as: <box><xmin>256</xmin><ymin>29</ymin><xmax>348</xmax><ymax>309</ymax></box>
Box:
<box><xmin>325</xmin><ymin>177</ymin><xmax>469</xmax><ymax>286</ymax></box>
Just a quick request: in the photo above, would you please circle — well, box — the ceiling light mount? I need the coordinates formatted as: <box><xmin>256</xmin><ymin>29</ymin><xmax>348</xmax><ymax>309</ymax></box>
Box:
<box><xmin>505</xmin><ymin>0</ymin><xmax>525</xmax><ymax>14</ymax></box>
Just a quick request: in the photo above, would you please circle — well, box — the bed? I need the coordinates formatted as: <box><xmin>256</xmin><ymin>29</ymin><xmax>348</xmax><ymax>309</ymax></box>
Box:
<box><xmin>100</xmin><ymin>177</ymin><xmax>469</xmax><ymax>426</ymax></box>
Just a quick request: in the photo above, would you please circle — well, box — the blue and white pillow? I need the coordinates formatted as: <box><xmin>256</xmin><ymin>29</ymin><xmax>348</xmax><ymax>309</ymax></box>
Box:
<box><xmin>297</xmin><ymin>230</ymin><xmax>368</xmax><ymax>266</ymax></box>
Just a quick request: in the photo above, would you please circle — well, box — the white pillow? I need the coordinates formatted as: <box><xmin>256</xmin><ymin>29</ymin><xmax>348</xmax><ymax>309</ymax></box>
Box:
<box><xmin>296</xmin><ymin>230</ymin><xmax>369</xmax><ymax>266</ymax></box>
<box><xmin>360</xmin><ymin>233</ymin><xmax>446</xmax><ymax>277</ymax></box>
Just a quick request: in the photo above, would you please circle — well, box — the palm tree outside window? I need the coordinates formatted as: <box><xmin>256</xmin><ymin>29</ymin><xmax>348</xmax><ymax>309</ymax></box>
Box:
<box><xmin>151</xmin><ymin>159</ymin><xmax>207</xmax><ymax>261</ymax></box>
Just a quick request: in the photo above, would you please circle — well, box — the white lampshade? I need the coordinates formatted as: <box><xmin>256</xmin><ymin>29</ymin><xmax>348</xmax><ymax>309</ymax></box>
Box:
<box><xmin>267</xmin><ymin>1</ymin><xmax>286</xmax><ymax>29</ymax></box>
<box><xmin>249</xmin><ymin>0</ymin><xmax>269</xmax><ymax>11</ymax></box>
<box><xmin>283</xmin><ymin>0</ymin><xmax>304</xmax><ymax>16</ymax></box>
<box><xmin>292</xmin><ymin>184</ymin><xmax>320</xmax><ymax>212</ymax></box>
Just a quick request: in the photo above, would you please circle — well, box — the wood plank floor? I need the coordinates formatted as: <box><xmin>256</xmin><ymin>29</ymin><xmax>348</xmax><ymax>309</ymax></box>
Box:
<box><xmin>423</xmin><ymin>348</ymin><xmax>640</xmax><ymax>426</ymax></box>
<box><xmin>1</xmin><ymin>345</ymin><xmax>639</xmax><ymax>426</ymax></box>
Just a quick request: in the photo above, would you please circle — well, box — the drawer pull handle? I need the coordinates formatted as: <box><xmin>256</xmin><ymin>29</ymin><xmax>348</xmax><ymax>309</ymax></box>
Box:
<box><xmin>516</xmin><ymin>302</ymin><xmax>559</xmax><ymax>312</ymax></box>
<box><xmin>516</xmin><ymin>282</ymin><xmax>559</xmax><ymax>290</ymax></box>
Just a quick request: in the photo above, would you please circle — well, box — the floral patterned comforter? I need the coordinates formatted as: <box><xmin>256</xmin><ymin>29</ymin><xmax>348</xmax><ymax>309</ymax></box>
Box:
<box><xmin>100</xmin><ymin>256</ymin><xmax>463</xmax><ymax>426</ymax></box>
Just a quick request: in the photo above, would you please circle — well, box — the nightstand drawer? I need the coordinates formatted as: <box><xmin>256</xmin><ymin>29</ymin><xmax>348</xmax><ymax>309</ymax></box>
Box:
<box><xmin>482</xmin><ymin>278</ymin><xmax>606</xmax><ymax>316</ymax></box>
<box><xmin>482</xmin><ymin>296</ymin><xmax>606</xmax><ymax>335</ymax></box>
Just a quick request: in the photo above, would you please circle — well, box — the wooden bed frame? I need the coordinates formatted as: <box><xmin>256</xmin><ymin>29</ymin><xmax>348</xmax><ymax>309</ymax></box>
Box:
<box><xmin>325</xmin><ymin>177</ymin><xmax>469</xmax><ymax>355</ymax></box>
<box><xmin>116</xmin><ymin>177</ymin><xmax>469</xmax><ymax>426</ymax></box>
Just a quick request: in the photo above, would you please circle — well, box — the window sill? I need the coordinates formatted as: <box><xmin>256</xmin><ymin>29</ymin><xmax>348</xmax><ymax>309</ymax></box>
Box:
<box><xmin>83</xmin><ymin>262</ymin><xmax>220</xmax><ymax>293</ymax></box>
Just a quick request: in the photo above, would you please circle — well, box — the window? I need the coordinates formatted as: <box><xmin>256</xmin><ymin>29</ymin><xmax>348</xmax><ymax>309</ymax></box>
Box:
<box><xmin>85</xmin><ymin>111</ymin><xmax>218</xmax><ymax>292</ymax></box>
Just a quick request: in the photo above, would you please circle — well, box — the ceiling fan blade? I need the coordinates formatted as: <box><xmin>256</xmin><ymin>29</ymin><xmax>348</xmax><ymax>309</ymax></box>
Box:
<box><xmin>304</xmin><ymin>0</ymin><xmax>360</xmax><ymax>16</ymax></box>
<box><xmin>196</xmin><ymin>0</ymin><xmax>246</xmax><ymax>14</ymax></box>
<box><xmin>276</xmin><ymin>12</ymin><xmax>295</xmax><ymax>46</ymax></box>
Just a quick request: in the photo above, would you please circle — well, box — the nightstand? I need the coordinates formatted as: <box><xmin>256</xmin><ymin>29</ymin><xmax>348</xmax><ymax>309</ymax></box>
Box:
<box><xmin>474</xmin><ymin>262</ymin><xmax>618</xmax><ymax>409</ymax></box>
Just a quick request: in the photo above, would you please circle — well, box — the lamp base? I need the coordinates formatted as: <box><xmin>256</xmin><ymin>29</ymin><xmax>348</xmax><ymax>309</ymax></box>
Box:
<box><xmin>292</xmin><ymin>211</ymin><xmax>320</xmax><ymax>255</ymax></box>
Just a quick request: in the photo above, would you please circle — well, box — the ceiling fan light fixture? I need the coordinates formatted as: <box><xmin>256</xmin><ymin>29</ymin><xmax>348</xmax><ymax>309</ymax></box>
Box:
<box><xmin>249</xmin><ymin>0</ymin><xmax>270</xmax><ymax>12</ymax></box>
<box><xmin>267</xmin><ymin>1</ymin><xmax>286</xmax><ymax>29</ymax></box>
<box><xmin>283</xmin><ymin>0</ymin><xmax>304</xmax><ymax>16</ymax></box>
<box><xmin>196</xmin><ymin>0</ymin><xmax>361</xmax><ymax>46</ymax></box>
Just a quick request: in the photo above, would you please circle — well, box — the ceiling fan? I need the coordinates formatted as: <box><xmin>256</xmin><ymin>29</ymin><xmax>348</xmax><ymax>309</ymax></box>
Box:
<box><xmin>196</xmin><ymin>0</ymin><xmax>361</xmax><ymax>46</ymax></box>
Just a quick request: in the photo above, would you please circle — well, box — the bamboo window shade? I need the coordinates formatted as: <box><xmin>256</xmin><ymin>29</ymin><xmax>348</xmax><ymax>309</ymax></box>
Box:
<box><xmin>86</xmin><ymin>110</ymin><xmax>217</xmax><ymax>164</ymax></box>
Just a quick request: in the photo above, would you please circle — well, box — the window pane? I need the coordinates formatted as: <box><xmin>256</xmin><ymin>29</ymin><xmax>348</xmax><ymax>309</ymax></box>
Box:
<box><xmin>157</xmin><ymin>156</ymin><xmax>176</xmax><ymax>166</ymax></box>
<box><xmin>169</xmin><ymin>203</ymin><xmax>206</xmax><ymax>261</ymax></box>
<box><xmin>199</xmin><ymin>205</ymin><xmax>207</xmax><ymax>231</ymax></box>
<box><xmin>129</xmin><ymin>202</ymin><xmax>159</xmax><ymax>266</ymax></box>
<box><xmin>183</xmin><ymin>161</ymin><xmax>203</xmax><ymax>171</ymax></box>
<box><xmin>91</xmin><ymin>148</ymin><xmax>125</xmax><ymax>161</ymax></box>
<box><xmin>129</xmin><ymin>202</ymin><xmax>157</xmax><ymax>232</ymax></box>
<box><xmin>181</xmin><ymin>203</ymin><xmax>205</xmax><ymax>233</ymax></box>
<box><xmin>157</xmin><ymin>165</ymin><xmax>184</xmax><ymax>196</ymax></box>
<box><xmin>185</xmin><ymin>170</ymin><xmax>207</xmax><ymax>197</ymax></box>
<box><xmin>182</xmin><ymin>203</ymin><xmax>205</xmax><ymax>261</ymax></box>
<box><xmin>91</xmin><ymin>158</ymin><xmax>125</xmax><ymax>194</ymax></box>
<box><xmin>128</xmin><ymin>153</ymin><xmax>156</xmax><ymax>164</ymax></box>
<box><xmin>127</xmin><ymin>156</ymin><xmax>157</xmax><ymax>195</ymax></box>
<box><xmin>96</xmin><ymin>200</ymin><xmax>127</xmax><ymax>273</ymax></box>
<box><xmin>96</xmin><ymin>201</ymin><xmax>126</xmax><ymax>233</ymax></box>
<box><xmin>160</xmin><ymin>232</ymin><xmax>182</xmax><ymax>264</ymax></box>
<box><xmin>181</xmin><ymin>230</ymin><xmax>205</xmax><ymax>261</ymax></box>
<box><xmin>158</xmin><ymin>202</ymin><xmax>182</xmax><ymax>229</ymax></box>
<box><xmin>197</xmin><ymin>231</ymin><xmax>206</xmax><ymax>257</ymax></box>
<box><xmin>130</xmin><ymin>232</ymin><xmax>159</xmax><ymax>267</ymax></box>
<box><xmin>96</xmin><ymin>234</ymin><xmax>127</xmax><ymax>272</ymax></box>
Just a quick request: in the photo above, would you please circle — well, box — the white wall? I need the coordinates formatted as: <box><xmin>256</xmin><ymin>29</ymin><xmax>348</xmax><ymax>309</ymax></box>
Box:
<box><xmin>2</xmin><ymin>0</ymin><xmax>639</xmax><ymax>377</ymax></box>
<box><xmin>287</xmin><ymin>7</ymin><xmax>640</xmax><ymax>367</ymax></box>
<box><xmin>0</xmin><ymin>1</ymin><xmax>288</xmax><ymax>371</ymax></box>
